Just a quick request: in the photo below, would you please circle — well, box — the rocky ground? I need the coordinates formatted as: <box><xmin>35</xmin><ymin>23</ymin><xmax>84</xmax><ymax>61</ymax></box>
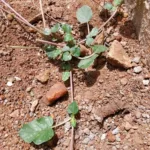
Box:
<box><xmin>0</xmin><ymin>0</ymin><xmax>150</xmax><ymax>150</ymax></box>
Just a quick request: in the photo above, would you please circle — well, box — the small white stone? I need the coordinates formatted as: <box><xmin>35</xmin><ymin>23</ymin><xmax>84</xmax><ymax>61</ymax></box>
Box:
<box><xmin>101</xmin><ymin>133</ymin><xmax>106</xmax><ymax>140</ymax></box>
<box><xmin>133</xmin><ymin>66</ymin><xmax>142</xmax><ymax>73</ymax></box>
<box><xmin>132</xmin><ymin>57</ymin><xmax>140</xmax><ymax>64</ymax></box>
<box><xmin>7</xmin><ymin>81</ymin><xmax>13</xmax><ymax>86</ymax></box>
<box><xmin>143</xmin><ymin>79</ymin><xmax>149</xmax><ymax>86</ymax></box>
<box><xmin>14</xmin><ymin>76</ymin><xmax>21</xmax><ymax>81</ymax></box>
<box><xmin>112</xmin><ymin>127</ymin><xmax>119</xmax><ymax>135</ymax></box>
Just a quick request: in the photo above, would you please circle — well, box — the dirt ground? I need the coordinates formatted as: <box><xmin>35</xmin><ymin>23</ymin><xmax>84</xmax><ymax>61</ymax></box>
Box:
<box><xmin>0</xmin><ymin>0</ymin><xmax>150</xmax><ymax>150</ymax></box>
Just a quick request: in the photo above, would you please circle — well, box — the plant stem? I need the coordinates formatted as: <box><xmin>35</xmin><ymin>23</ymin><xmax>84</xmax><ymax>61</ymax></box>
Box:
<box><xmin>69</xmin><ymin>71</ymin><xmax>74</xmax><ymax>150</ymax></box>
<box><xmin>36</xmin><ymin>39</ymin><xmax>65</xmax><ymax>47</ymax></box>
<box><xmin>9</xmin><ymin>46</ymin><xmax>40</xmax><ymax>49</ymax></box>
<box><xmin>0</xmin><ymin>0</ymin><xmax>43</xmax><ymax>34</ymax></box>
<box><xmin>77</xmin><ymin>8</ymin><xmax>118</xmax><ymax>45</ymax></box>
<box><xmin>39</xmin><ymin>0</ymin><xmax>46</xmax><ymax>28</ymax></box>
<box><xmin>52</xmin><ymin>118</ymin><xmax>71</xmax><ymax>128</ymax></box>
<box><xmin>76</xmin><ymin>52</ymin><xmax>97</xmax><ymax>60</ymax></box>
<box><xmin>87</xmin><ymin>22</ymin><xmax>90</xmax><ymax>34</ymax></box>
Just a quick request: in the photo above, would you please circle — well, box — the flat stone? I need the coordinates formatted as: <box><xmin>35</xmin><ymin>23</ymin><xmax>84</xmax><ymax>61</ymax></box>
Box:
<box><xmin>120</xmin><ymin>78</ymin><xmax>128</xmax><ymax>85</ymax></box>
<box><xmin>124</xmin><ymin>122</ymin><xmax>132</xmax><ymax>131</ymax></box>
<box><xmin>36</xmin><ymin>69</ymin><xmax>50</xmax><ymax>83</ymax></box>
<box><xmin>107</xmin><ymin>40</ymin><xmax>132</xmax><ymax>69</ymax></box>
<box><xmin>132</xmin><ymin>57</ymin><xmax>140</xmax><ymax>64</ymax></box>
<box><xmin>10</xmin><ymin>110</ymin><xmax>19</xmax><ymax>118</ymax></box>
<box><xmin>143</xmin><ymin>79</ymin><xmax>149</xmax><ymax>86</ymax></box>
<box><xmin>107</xmin><ymin>131</ymin><xmax>116</xmax><ymax>142</ymax></box>
<box><xmin>133</xmin><ymin>66</ymin><xmax>142</xmax><ymax>73</ymax></box>
<box><xmin>44</xmin><ymin>82</ymin><xmax>68</xmax><ymax>105</ymax></box>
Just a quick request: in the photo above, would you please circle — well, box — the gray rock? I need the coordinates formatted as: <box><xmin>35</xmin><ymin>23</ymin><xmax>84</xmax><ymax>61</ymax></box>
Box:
<box><xmin>112</xmin><ymin>127</ymin><xmax>119</xmax><ymax>135</ymax></box>
<box><xmin>133</xmin><ymin>66</ymin><xmax>142</xmax><ymax>73</ymax></box>
<box><xmin>132</xmin><ymin>57</ymin><xmax>140</xmax><ymax>64</ymax></box>
<box><xmin>143</xmin><ymin>79</ymin><xmax>149</xmax><ymax>86</ymax></box>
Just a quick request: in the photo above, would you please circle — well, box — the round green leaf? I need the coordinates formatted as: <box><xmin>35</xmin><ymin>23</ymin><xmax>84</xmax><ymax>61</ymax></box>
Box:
<box><xmin>76</xmin><ymin>5</ymin><xmax>93</xmax><ymax>23</ymax></box>
<box><xmin>51</xmin><ymin>24</ymin><xmax>60</xmax><ymax>33</ymax></box>
<box><xmin>43</xmin><ymin>28</ymin><xmax>51</xmax><ymax>35</ymax></box>
<box><xmin>91</xmin><ymin>45</ymin><xmax>107</xmax><ymax>54</ymax></box>
<box><xmin>62</xmin><ymin>52</ymin><xmax>72</xmax><ymax>61</ymax></box>
<box><xmin>62</xmin><ymin>63</ymin><xmax>71</xmax><ymax>71</ymax></box>
<box><xmin>64</xmin><ymin>33</ymin><xmax>74</xmax><ymax>42</ymax></box>
<box><xmin>104</xmin><ymin>2</ymin><xmax>113</xmax><ymax>10</ymax></box>
<box><xmin>61</xmin><ymin>24</ymin><xmax>72</xmax><ymax>33</ymax></box>
<box><xmin>67</xmin><ymin>101</ymin><xmax>79</xmax><ymax>115</ymax></box>
<box><xmin>86</xmin><ymin>37</ymin><xmax>94</xmax><ymax>46</ymax></box>
<box><xmin>62</xmin><ymin>71</ymin><xmax>70</xmax><ymax>81</ymax></box>
<box><xmin>19</xmin><ymin>117</ymin><xmax>54</xmax><ymax>145</ymax></box>
<box><xmin>78</xmin><ymin>54</ymin><xmax>98</xmax><ymax>69</ymax></box>
<box><xmin>87</xmin><ymin>27</ymin><xmax>99</xmax><ymax>38</ymax></box>
<box><xmin>70</xmin><ymin>46</ymin><xmax>80</xmax><ymax>57</ymax></box>
<box><xmin>113</xmin><ymin>0</ymin><xmax>123</xmax><ymax>6</ymax></box>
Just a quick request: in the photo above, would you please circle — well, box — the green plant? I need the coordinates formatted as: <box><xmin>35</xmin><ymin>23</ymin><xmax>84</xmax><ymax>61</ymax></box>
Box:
<box><xmin>19</xmin><ymin>101</ymin><xmax>79</xmax><ymax>145</ymax></box>
<box><xmin>104</xmin><ymin>0</ymin><xmax>123</xmax><ymax>11</ymax></box>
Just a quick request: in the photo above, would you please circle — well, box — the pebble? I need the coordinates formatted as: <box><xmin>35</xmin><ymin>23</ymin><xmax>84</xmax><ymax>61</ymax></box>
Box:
<box><xmin>36</xmin><ymin>69</ymin><xmax>50</xmax><ymax>83</ymax></box>
<box><xmin>115</xmin><ymin>134</ymin><xmax>121</xmax><ymax>142</ymax></box>
<box><xmin>14</xmin><ymin>76</ymin><xmax>21</xmax><ymax>81</ymax></box>
<box><xmin>120</xmin><ymin>78</ymin><xmax>128</xmax><ymax>85</ymax></box>
<box><xmin>133</xmin><ymin>66</ymin><xmax>142</xmax><ymax>73</ymax></box>
<box><xmin>143</xmin><ymin>79</ymin><xmax>149</xmax><ymax>86</ymax></box>
<box><xmin>132</xmin><ymin>57</ymin><xmax>140</xmax><ymax>64</ymax></box>
<box><xmin>6</xmin><ymin>81</ymin><xmax>13</xmax><ymax>86</ymax></box>
<box><xmin>107</xmin><ymin>131</ymin><xmax>116</xmax><ymax>142</ymax></box>
<box><xmin>135</xmin><ymin>111</ymin><xmax>141</xmax><ymax>119</ymax></box>
<box><xmin>142</xmin><ymin>113</ymin><xmax>150</xmax><ymax>119</ymax></box>
<box><xmin>64</xmin><ymin>121</ymin><xmax>71</xmax><ymax>132</ymax></box>
<box><xmin>112</xmin><ymin>127</ymin><xmax>119</xmax><ymax>135</ymax></box>
<box><xmin>101</xmin><ymin>133</ymin><xmax>106</xmax><ymax>140</ymax></box>
<box><xmin>124</xmin><ymin>122</ymin><xmax>132</xmax><ymax>131</ymax></box>
<box><xmin>10</xmin><ymin>110</ymin><xmax>19</xmax><ymax>118</ymax></box>
<box><xmin>89</xmin><ymin>132</ymin><xmax>95</xmax><ymax>140</ymax></box>
<box><xmin>26</xmin><ymin>86</ymin><xmax>32</xmax><ymax>92</ymax></box>
<box><xmin>30</xmin><ymin>100</ymin><xmax>39</xmax><ymax>112</ymax></box>
<box><xmin>82</xmin><ymin>137</ymin><xmax>90</xmax><ymax>144</ymax></box>
<box><xmin>44</xmin><ymin>82</ymin><xmax>68</xmax><ymax>105</ymax></box>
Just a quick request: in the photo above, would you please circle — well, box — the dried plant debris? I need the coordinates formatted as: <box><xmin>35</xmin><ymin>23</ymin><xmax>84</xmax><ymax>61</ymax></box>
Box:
<box><xmin>93</xmin><ymin>100</ymin><xmax>127</xmax><ymax>123</ymax></box>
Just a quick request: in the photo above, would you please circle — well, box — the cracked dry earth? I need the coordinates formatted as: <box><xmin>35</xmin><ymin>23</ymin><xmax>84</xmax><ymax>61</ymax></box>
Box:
<box><xmin>0</xmin><ymin>0</ymin><xmax>150</xmax><ymax>150</ymax></box>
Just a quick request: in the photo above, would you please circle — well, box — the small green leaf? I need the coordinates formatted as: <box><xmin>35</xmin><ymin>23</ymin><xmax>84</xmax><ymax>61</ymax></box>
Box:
<box><xmin>62</xmin><ymin>63</ymin><xmax>71</xmax><ymax>71</ymax></box>
<box><xmin>51</xmin><ymin>24</ymin><xmax>60</xmax><ymax>33</ymax></box>
<box><xmin>64</xmin><ymin>33</ymin><xmax>74</xmax><ymax>42</ymax></box>
<box><xmin>87</xmin><ymin>27</ymin><xmax>99</xmax><ymax>38</ymax></box>
<box><xmin>62</xmin><ymin>45</ymin><xmax>70</xmax><ymax>52</ymax></box>
<box><xmin>113</xmin><ymin>0</ymin><xmax>123</xmax><ymax>6</ymax></box>
<box><xmin>43</xmin><ymin>28</ymin><xmax>51</xmax><ymax>35</ymax></box>
<box><xmin>19</xmin><ymin>117</ymin><xmax>54</xmax><ymax>145</ymax></box>
<box><xmin>76</xmin><ymin>5</ymin><xmax>93</xmax><ymax>23</ymax></box>
<box><xmin>86</xmin><ymin>37</ymin><xmax>94</xmax><ymax>46</ymax></box>
<box><xmin>104</xmin><ymin>2</ymin><xmax>113</xmax><ymax>10</ymax></box>
<box><xmin>62</xmin><ymin>52</ymin><xmax>72</xmax><ymax>61</ymax></box>
<box><xmin>70</xmin><ymin>46</ymin><xmax>80</xmax><ymax>57</ymax></box>
<box><xmin>45</xmin><ymin>46</ymin><xmax>61</xmax><ymax>59</ymax></box>
<box><xmin>71</xmin><ymin>115</ymin><xmax>76</xmax><ymax>127</ymax></box>
<box><xmin>62</xmin><ymin>24</ymin><xmax>72</xmax><ymax>33</ymax></box>
<box><xmin>91</xmin><ymin>45</ymin><xmax>107</xmax><ymax>54</ymax></box>
<box><xmin>78</xmin><ymin>54</ymin><xmax>98</xmax><ymax>69</ymax></box>
<box><xmin>111</xmin><ymin>6</ymin><xmax>117</xmax><ymax>11</ymax></box>
<box><xmin>67</xmin><ymin>101</ymin><xmax>79</xmax><ymax>115</ymax></box>
<box><xmin>62</xmin><ymin>71</ymin><xmax>70</xmax><ymax>81</ymax></box>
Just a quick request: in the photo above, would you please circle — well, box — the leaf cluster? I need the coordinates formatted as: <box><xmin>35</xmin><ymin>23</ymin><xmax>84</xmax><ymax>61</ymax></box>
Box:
<box><xmin>104</xmin><ymin>0</ymin><xmax>123</xmax><ymax>11</ymax></box>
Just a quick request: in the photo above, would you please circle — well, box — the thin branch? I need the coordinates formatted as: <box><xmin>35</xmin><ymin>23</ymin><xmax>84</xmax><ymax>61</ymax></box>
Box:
<box><xmin>77</xmin><ymin>8</ymin><xmax>118</xmax><ymax>45</ymax></box>
<box><xmin>87</xmin><ymin>22</ymin><xmax>90</xmax><ymax>34</ymax></box>
<box><xmin>9</xmin><ymin>46</ymin><xmax>40</xmax><ymax>49</ymax></box>
<box><xmin>76</xmin><ymin>52</ymin><xmax>97</xmax><ymax>60</ymax></box>
<box><xmin>36</xmin><ymin>39</ymin><xmax>65</xmax><ymax>47</ymax></box>
<box><xmin>39</xmin><ymin>0</ymin><xmax>46</xmax><ymax>28</ymax></box>
<box><xmin>52</xmin><ymin>118</ymin><xmax>71</xmax><ymax>128</ymax></box>
<box><xmin>0</xmin><ymin>0</ymin><xmax>43</xmax><ymax>34</ymax></box>
<box><xmin>69</xmin><ymin>71</ymin><xmax>74</xmax><ymax>150</ymax></box>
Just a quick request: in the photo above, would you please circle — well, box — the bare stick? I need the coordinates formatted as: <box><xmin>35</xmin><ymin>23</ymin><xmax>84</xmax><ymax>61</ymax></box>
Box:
<box><xmin>87</xmin><ymin>22</ymin><xmax>90</xmax><ymax>34</ymax></box>
<box><xmin>36</xmin><ymin>39</ymin><xmax>65</xmax><ymax>47</ymax></box>
<box><xmin>9</xmin><ymin>46</ymin><xmax>40</xmax><ymax>49</ymax></box>
<box><xmin>69</xmin><ymin>71</ymin><xmax>74</xmax><ymax>150</ymax></box>
<box><xmin>39</xmin><ymin>0</ymin><xmax>46</xmax><ymax>28</ymax></box>
<box><xmin>0</xmin><ymin>0</ymin><xmax>43</xmax><ymax>34</ymax></box>
<box><xmin>77</xmin><ymin>8</ymin><xmax>118</xmax><ymax>45</ymax></box>
<box><xmin>52</xmin><ymin>118</ymin><xmax>71</xmax><ymax>128</ymax></box>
